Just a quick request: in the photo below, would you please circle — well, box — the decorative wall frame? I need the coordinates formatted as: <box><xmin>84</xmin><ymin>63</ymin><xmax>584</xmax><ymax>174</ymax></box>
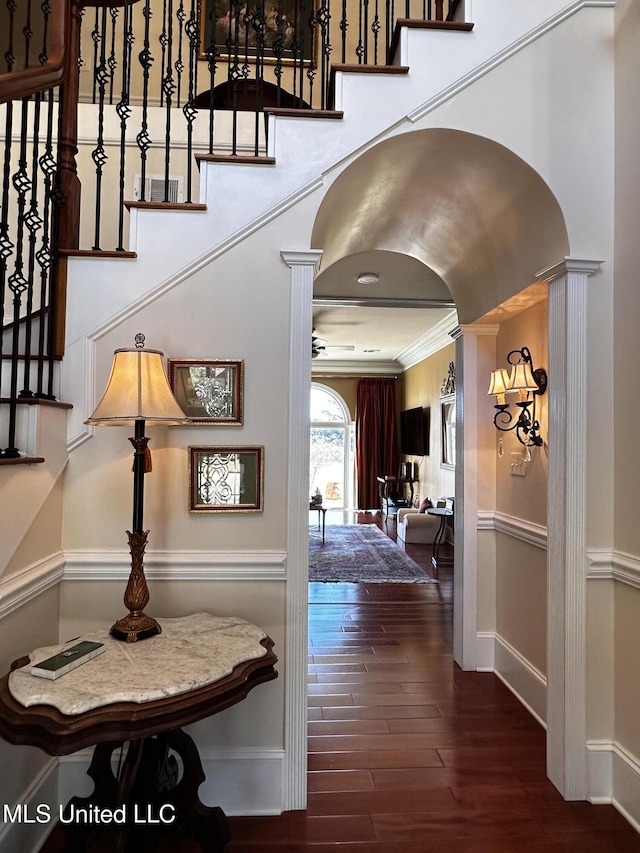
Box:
<box><xmin>199</xmin><ymin>0</ymin><xmax>317</xmax><ymax>66</ymax></box>
<box><xmin>169</xmin><ymin>359</ymin><xmax>243</xmax><ymax>425</ymax></box>
<box><xmin>441</xmin><ymin>395</ymin><xmax>456</xmax><ymax>469</ymax></box>
<box><xmin>189</xmin><ymin>446</ymin><xmax>264</xmax><ymax>512</ymax></box>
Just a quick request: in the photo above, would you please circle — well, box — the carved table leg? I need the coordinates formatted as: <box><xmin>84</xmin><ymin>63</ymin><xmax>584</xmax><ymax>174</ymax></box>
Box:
<box><xmin>59</xmin><ymin>731</ymin><xmax>229</xmax><ymax>852</ymax></box>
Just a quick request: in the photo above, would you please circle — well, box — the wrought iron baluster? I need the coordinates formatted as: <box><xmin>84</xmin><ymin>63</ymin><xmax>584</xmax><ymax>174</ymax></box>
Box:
<box><xmin>372</xmin><ymin>0</ymin><xmax>381</xmax><ymax>64</ymax></box>
<box><xmin>272</xmin><ymin>3</ymin><xmax>286</xmax><ymax>111</ymax></box>
<box><xmin>91</xmin><ymin>8</ymin><xmax>100</xmax><ymax>103</ymax></box>
<box><xmin>108</xmin><ymin>7</ymin><xmax>119</xmax><ymax>105</ymax></box>
<box><xmin>319</xmin><ymin>0</ymin><xmax>331</xmax><ymax>109</ymax></box>
<box><xmin>5</xmin><ymin>0</ymin><xmax>16</xmax><ymax>73</ymax></box>
<box><xmin>404</xmin><ymin>0</ymin><xmax>409</xmax><ymax>18</ymax></box>
<box><xmin>137</xmin><ymin>0</ymin><xmax>154</xmax><ymax>200</ymax></box>
<box><xmin>21</xmin><ymin>93</ymin><xmax>44</xmax><ymax>398</ymax></box>
<box><xmin>175</xmin><ymin>0</ymin><xmax>185</xmax><ymax>106</ymax></box>
<box><xmin>35</xmin><ymin>88</ymin><xmax>57</xmax><ymax>396</ymax></box>
<box><xmin>251</xmin><ymin>3</ymin><xmax>266</xmax><ymax>156</ymax></box>
<box><xmin>204</xmin><ymin>2</ymin><xmax>218</xmax><ymax>156</ymax></box>
<box><xmin>159</xmin><ymin>0</ymin><xmax>168</xmax><ymax>107</ymax></box>
<box><xmin>183</xmin><ymin>0</ymin><xmax>199</xmax><ymax>201</ymax></box>
<box><xmin>43</xmin><ymin>89</ymin><xmax>63</xmax><ymax>401</ymax></box>
<box><xmin>356</xmin><ymin>0</ymin><xmax>364</xmax><ymax>64</ymax></box>
<box><xmin>91</xmin><ymin>6</ymin><xmax>110</xmax><ymax>249</ymax></box>
<box><xmin>23</xmin><ymin>0</ymin><xmax>33</xmax><ymax>68</ymax></box>
<box><xmin>385</xmin><ymin>0</ymin><xmax>391</xmax><ymax>62</ymax></box>
<box><xmin>339</xmin><ymin>0</ymin><xmax>347</xmax><ymax>64</ymax></box>
<box><xmin>39</xmin><ymin>0</ymin><xmax>51</xmax><ymax>66</ymax></box>
<box><xmin>5</xmin><ymin>98</ymin><xmax>32</xmax><ymax>456</ymax></box>
<box><xmin>162</xmin><ymin>0</ymin><xmax>176</xmax><ymax>198</ymax></box>
<box><xmin>116</xmin><ymin>3</ymin><xmax>133</xmax><ymax>250</ymax></box>
<box><xmin>0</xmin><ymin>101</ymin><xmax>15</xmax><ymax>450</ymax></box>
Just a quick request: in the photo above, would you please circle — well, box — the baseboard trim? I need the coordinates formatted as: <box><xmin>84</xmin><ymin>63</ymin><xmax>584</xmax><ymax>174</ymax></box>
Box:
<box><xmin>0</xmin><ymin>553</ymin><xmax>65</xmax><ymax>620</ymax></box>
<box><xmin>587</xmin><ymin>740</ymin><xmax>640</xmax><ymax>831</ymax></box>
<box><xmin>493</xmin><ymin>633</ymin><xmax>547</xmax><ymax>728</ymax></box>
<box><xmin>57</xmin><ymin>748</ymin><xmax>285</xmax><ymax>817</ymax></box>
<box><xmin>63</xmin><ymin>550</ymin><xmax>287</xmax><ymax>581</ymax></box>
<box><xmin>0</xmin><ymin>757</ymin><xmax>58</xmax><ymax>853</ymax></box>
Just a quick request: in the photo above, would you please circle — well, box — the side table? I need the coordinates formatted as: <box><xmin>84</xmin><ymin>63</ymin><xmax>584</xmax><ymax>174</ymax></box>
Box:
<box><xmin>427</xmin><ymin>507</ymin><xmax>453</xmax><ymax>577</ymax></box>
<box><xmin>0</xmin><ymin>614</ymin><xmax>277</xmax><ymax>852</ymax></box>
<box><xmin>309</xmin><ymin>503</ymin><xmax>327</xmax><ymax>542</ymax></box>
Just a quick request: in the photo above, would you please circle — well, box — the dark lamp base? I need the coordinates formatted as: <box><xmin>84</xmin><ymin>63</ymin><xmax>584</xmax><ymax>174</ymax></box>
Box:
<box><xmin>110</xmin><ymin>612</ymin><xmax>161</xmax><ymax>643</ymax></box>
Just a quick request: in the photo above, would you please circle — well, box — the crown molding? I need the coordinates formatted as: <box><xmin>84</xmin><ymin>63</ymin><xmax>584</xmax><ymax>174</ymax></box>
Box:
<box><xmin>395</xmin><ymin>309</ymin><xmax>459</xmax><ymax>370</ymax></box>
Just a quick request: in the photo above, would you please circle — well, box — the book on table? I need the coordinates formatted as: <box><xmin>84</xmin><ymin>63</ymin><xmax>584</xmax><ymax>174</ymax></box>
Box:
<box><xmin>30</xmin><ymin>640</ymin><xmax>105</xmax><ymax>680</ymax></box>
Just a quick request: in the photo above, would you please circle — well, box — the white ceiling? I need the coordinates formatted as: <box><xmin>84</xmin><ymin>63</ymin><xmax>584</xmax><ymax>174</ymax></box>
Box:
<box><xmin>312</xmin><ymin>250</ymin><xmax>458</xmax><ymax>374</ymax></box>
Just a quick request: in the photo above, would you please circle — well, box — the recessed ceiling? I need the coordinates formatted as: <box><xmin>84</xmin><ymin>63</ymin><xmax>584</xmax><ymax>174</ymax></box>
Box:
<box><xmin>312</xmin><ymin>250</ymin><xmax>457</xmax><ymax>371</ymax></box>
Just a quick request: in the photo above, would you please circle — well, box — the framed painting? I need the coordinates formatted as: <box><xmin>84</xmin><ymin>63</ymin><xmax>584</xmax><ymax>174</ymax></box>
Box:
<box><xmin>199</xmin><ymin>0</ymin><xmax>316</xmax><ymax>65</ymax></box>
<box><xmin>168</xmin><ymin>359</ymin><xmax>243</xmax><ymax>425</ymax></box>
<box><xmin>189</xmin><ymin>446</ymin><xmax>264</xmax><ymax>512</ymax></box>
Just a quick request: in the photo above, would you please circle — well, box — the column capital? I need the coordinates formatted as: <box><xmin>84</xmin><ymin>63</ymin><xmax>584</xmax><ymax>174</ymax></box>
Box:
<box><xmin>536</xmin><ymin>257</ymin><xmax>603</xmax><ymax>283</ymax></box>
<box><xmin>456</xmin><ymin>324</ymin><xmax>501</xmax><ymax>338</ymax></box>
<box><xmin>280</xmin><ymin>250</ymin><xmax>323</xmax><ymax>270</ymax></box>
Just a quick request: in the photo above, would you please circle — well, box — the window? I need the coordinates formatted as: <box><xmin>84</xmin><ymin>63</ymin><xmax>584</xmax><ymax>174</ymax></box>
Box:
<box><xmin>310</xmin><ymin>385</ymin><xmax>353</xmax><ymax>509</ymax></box>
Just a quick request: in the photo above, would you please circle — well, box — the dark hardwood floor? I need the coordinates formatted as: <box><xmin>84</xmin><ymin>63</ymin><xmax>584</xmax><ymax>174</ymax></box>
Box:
<box><xmin>41</xmin><ymin>511</ymin><xmax>640</xmax><ymax>851</ymax></box>
<box><xmin>226</xmin><ymin>512</ymin><xmax>640</xmax><ymax>851</ymax></box>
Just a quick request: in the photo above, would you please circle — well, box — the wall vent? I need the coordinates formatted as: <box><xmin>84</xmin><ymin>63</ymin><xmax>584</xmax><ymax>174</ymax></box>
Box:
<box><xmin>133</xmin><ymin>174</ymin><xmax>184</xmax><ymax>203</ymax></box>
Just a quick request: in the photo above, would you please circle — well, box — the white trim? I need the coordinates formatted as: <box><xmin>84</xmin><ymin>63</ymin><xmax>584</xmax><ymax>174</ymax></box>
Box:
<box><xmin>62</xmin><ymin>550</ymin><xmax>286</xmax><ymax>581</ymax></box>
<box><xmin>0</xmin><ymin>553</ymin><xmax>65</xmax><ymax>620</ymax></box>
<box><xmin>587</xmin><ymin>548</ymin><xmax>640</xmax><ymax>590</ymax></box>
<box><xmin>543</xmin><ymin>257</ymin><xmax>603</xmax><ymax>799</ymax></box>
<box><xmin>312</xmin><ymin>358</ymin><xmax>400</xmax><ymax>376</ymax></box>
<box><xmin>408</xmin><ymin>2</ymin><xmax>615</xmax><ymax>124</ymax></box>
<box><xmin>57</xmin><ymin>749</ymin><xmax>286</xmax><ymax>818</ymax></box>
<box><xmin>395</xmin><ymin>309</ymin><xmax>459</xmax><ymax>370</ymax></box>
<box><xmin>586</xmin><ymin>741</ymin><xmax>640</xmax><ymax>832</ymax></box>
<box><xmin>493</xmin><ymin>634</ymin><xmax>547</xmax><ymax>728</ymax></box>
<box><xmin>280</xmin><ymin>249</ymin><xmax>320</xmax><ymax>811</ymax></box>
<box><xmin>0</xmin><ymin>757</ymin><xmax>58</xmax><ymax>853</ymax></box>
<box><xmin>587</xmin><ymin>740</ymin><xmax>614</xmax><ymax>804</ymax></box>
<box><xmin>493</xmin><ymin>512</ymin><xmax>547</xmax><ymax>550</ymax></box>
<box><xmin>475</xmin><ymin>631</ymin><xmax>495</xmax><ymax>671</ymax></box>
<box><xmin>611</xmin><ymin>742</ymin><xmax>640</xmax><ymax>833</ymax></box>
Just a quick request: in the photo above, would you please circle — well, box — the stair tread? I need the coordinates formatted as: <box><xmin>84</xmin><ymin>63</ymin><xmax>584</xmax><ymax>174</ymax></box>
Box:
<box><xmin>60</xmin><ymin>249</ymin><xmax>137</xmax><ymax>259</ymax></box>
<box><xmin>264</xmin><ymin>108</ymin><xmax>344</xmax><ymax>120</ymax></box>
<box><xmin>195</xmin><ymin>154</ymin><xmax>276</xmax><ymax>165</ymax></box>
<box><xmin>0</xmin><ymin>397</ymin><xmax>72</xmax><ymax>409</ymax></box>
<box><xmin>124</xmin><ymin>201</ymin><xmax>207</xmax><ymax>212</ymax></box>
<box><xmin>0</xmin><ymin>457</ymin><xmax>45</xmax><ymax>465</ymax></box>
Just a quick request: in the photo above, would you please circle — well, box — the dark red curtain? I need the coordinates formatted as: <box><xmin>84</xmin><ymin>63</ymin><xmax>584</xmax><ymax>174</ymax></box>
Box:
<box><xmin>355</xmin><ymin>378</ymin><xmax>399</xmax><ymax>510</ymax></box>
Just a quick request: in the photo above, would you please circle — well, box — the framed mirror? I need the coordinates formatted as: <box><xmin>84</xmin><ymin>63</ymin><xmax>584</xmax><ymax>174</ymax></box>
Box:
<box><xmin>169</xmin><ymin>359</ymin><xmax>243</xmax><ymax>425</ymax></box>
<box><xmin>441</xmin><ymin>395</ymin><xmax>456</xmax><ymax>469</ymax></box>
<box><xmin>189</xmin><ymin>446</ymin><xmax>264</xmax><ymax>512</ymax></box>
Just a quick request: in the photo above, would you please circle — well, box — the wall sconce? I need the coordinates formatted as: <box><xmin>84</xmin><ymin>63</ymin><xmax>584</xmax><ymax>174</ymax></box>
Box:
<box><xmin>488</xmin><ymin>346</ymin><xmax>547</xmax><ymax>459</ymax></box>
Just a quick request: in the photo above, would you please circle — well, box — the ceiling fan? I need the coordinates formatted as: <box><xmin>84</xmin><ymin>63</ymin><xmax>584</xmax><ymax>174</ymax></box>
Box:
<box><xmin>312</xmin><ymin>330</ymin><xmax>327</xmax><ymax>359</ymax></box>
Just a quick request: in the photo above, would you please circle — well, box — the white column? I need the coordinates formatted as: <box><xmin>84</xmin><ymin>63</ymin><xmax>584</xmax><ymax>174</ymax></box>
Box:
<box><xmin>538</xmin><ymin>257</ymin><xmax>602</xmax><ymax>800</ymax></box>
<box><xmin>454</xmin><ymin>324</ymin><xmax>499</xmax><ymax>670</ymax></box>
<box><xmin>280</xmin><ymin>249</ymin><xmax>322</xmax><ymax>810</ymax></box>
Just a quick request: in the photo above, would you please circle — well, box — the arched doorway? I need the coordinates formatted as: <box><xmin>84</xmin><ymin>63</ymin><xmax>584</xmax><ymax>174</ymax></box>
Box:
<box><xmin>304</xmin><ymin>127</ymin><xmax>587</xmax><ymax>799</ymax></box>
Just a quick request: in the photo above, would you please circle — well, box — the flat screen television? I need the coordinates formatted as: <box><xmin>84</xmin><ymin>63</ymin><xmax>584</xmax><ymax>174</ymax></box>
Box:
<box><xmin>400</xmin><ymin>406</ymin><xmax>429</xmax><ymax>456</ymax></box>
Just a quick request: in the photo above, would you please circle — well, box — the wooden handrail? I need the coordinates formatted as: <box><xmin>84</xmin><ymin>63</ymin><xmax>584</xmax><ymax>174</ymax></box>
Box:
<box><xmin>0</xmin><ymin>0</ymin><xmax>67</xmax><ymax>104</ymax></box>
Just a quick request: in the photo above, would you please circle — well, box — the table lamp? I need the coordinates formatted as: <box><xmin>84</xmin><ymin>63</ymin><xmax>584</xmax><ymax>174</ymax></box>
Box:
<box><xmin>85</xmin><ymin>333</ymin><xmax>189</xmax><ymax>642</ymax></box>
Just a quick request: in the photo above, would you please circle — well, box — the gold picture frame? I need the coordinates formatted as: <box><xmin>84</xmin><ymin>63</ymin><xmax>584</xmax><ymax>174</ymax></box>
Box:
<box><xmin>168</xmin><ymin>359</ymin><xmax>243</xmax><ymax>425</ymax></box>
<box><xmin>189</xmin><ymin>446</ymin><xmax>264</xmax><ymax>512</ymax></box>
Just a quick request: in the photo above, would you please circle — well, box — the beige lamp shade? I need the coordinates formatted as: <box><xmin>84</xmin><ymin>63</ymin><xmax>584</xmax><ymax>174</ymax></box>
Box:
<box><xmin>487</xmin><ymin>368</ymin><xmax>510</xmax><ymax>398</ymax></box>
<box><xmin>86</xmin><ymin>348</ymin><xmax>189</xmax><ymax>426</ymax></box>
<box><xmin>508</xmin><ymin>361</ymin><xmax>539</xmax><ymax>393</ymax></box>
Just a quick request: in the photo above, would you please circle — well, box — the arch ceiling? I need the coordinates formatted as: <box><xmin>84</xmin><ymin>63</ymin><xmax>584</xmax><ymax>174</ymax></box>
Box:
<box><xmin>311</xmin><ymin>129</ymin><xmax>570</xmax><ymax>325</ymax></box>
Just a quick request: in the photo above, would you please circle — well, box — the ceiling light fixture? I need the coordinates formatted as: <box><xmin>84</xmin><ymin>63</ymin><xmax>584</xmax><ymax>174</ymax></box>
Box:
<box><xmin>357</xmin><ymin>272</ymin><xmax>380</xmax><ymax>285</ymax></box>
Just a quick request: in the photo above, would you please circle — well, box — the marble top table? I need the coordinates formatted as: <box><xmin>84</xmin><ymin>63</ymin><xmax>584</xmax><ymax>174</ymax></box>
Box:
<box><xmin>0</xmin><ymin>613</ymin><xmax>277</xmax><ymax>756</ymax></box>
<box><xmin>9</xmin><ymin>613</ymin><xmax>268</xmax><ymax>716</ymax></box>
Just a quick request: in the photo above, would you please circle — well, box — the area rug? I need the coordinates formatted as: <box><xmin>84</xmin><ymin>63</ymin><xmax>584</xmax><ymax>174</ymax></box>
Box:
<box><xmin>309</xmin><ymin>524</ymin><xmax>436</xmax><ymax>583</ymax></box>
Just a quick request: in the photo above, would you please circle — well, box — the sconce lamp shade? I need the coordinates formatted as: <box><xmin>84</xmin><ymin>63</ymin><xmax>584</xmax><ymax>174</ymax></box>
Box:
<box><xmin>487</xmin><ymin>368</ymin><xmax>510</xmax><ymax>398</ymax></box>
<box><xmin>86</xmin><ymin>348</ymin><xmax>188</xmax><ymax>426</ymax></box>
<box><xmin>508</xmin><ymin>361</ymin><xmax>539</xmax><ymax>393</ymax></box>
